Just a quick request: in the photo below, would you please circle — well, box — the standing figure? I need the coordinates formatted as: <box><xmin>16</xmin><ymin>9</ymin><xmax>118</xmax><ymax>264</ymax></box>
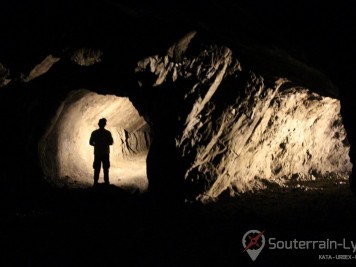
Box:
<box><xmin>89</xmin><ymin>118</ymin><xmax>114</xmax><ymax>186</ymax></box>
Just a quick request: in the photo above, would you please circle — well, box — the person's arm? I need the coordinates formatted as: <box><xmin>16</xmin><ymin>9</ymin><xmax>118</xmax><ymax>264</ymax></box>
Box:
<box><xmin>108</xmin><ymin>132</ymin><xmax>113</xmax><ymax>145</ymax></box>
<box><xmin>89</xmin><ymin>132</ymin><xmax>95</xmax><ymax>146</ymax></box>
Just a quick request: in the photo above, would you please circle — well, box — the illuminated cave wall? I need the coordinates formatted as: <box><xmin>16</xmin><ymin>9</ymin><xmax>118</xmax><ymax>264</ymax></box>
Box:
<box><xmin>136</xmin><ymin>32</ymin><xmax>352</xmax><ymax>201</ymax></box>
<box><xmin>39</xmin><ymin>89</ymin><xmax>150</xmax><ymax>192</ymax></box>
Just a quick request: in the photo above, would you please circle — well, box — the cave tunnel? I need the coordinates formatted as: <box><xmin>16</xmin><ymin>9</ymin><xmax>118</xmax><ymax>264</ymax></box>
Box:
<box><xmin>2</xmin><ymin>2</ymin><xmax>356</xmax><ymax>266</ymax></box>
<box><xmin>38</xmin><ymin>89</ymin><xmax>151</xmax><ymax>193</ymax></box>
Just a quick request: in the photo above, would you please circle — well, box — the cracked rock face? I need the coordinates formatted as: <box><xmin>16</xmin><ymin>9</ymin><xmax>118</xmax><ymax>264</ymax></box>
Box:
<box><xmin>136</xmin><ymin>32</ymin><xmax>352</xmax><ymax>201</ymax></box>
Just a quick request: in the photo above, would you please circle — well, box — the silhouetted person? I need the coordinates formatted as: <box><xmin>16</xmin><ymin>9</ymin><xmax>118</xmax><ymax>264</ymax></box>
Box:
<box><xmin>89</xmin><ymin>118</ymin><xmax>114</xmax><ymax>186</ymax></box>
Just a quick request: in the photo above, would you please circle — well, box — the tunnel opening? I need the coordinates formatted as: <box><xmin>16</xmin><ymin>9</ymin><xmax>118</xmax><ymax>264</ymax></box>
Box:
<box><xmin>38</xmin><ymin>89</ymin><xmax>151</xmax><ymax>193</ymax></box>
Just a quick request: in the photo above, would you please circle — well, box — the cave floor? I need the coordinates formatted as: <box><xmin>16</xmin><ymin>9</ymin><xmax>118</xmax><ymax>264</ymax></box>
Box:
<box><xmin>1</xmin><ymin>178</ymin><xmax>356</xmax><ymax>267</ymax></box>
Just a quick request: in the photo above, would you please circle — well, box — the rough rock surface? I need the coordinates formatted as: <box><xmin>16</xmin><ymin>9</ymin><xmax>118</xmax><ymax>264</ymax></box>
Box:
<box><xmin>136</xmin><ymin>32</ymin><xmax>352</xmax><ymax>201</ymax></box>
<box><xmin>21</xmin><ymin>55</ymin><xmax>60</xmax><ymax>82</ymax></box>
<box><xmin>0</xmin><ymin>63</ymin><xmax>11</xmax><ymax>88</ymax></box>
<box><xmin>70</xmin><ymin>48</ymin><xmax>103</xmax><ymax>67</ymax></box>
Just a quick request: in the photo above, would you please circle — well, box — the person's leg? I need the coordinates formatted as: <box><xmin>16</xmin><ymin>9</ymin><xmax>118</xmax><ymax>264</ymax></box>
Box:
<box><xmin>93</xmin><ymin>155</ymin><xmax>101</xmax><ymax>186</ymax></box>
<box><xmin>103</xmin><ymin>169</ymin><xmax>109</xmax><ymax>185</ymax></box>
<box><xmin>94</xmin><ymin>168</ymin><xmax>100</xmax><ymax>186</ymax></box>
<box><xmin>103</xmin><ymin>154</ymin><xmax>110</xmax><ymax>185</ymax></box>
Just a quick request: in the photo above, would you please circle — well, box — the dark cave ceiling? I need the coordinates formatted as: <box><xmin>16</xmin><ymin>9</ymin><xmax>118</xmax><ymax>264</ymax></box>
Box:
<box><xmin>1</xmin><ymin>0</ymin><xmax>355</xmax><ymax>87</ymax></box>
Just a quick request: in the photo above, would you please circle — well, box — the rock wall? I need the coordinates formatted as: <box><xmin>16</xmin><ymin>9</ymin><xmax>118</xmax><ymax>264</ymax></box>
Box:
<box><xmin>0</xmin><ymin>63</ymin><xmax>11</xmax><ymax>88</ymax></box>
<box><xmin>136</xmin><ymin>32</ymin><xmax>352</xmax><ymax>201</ymax></box>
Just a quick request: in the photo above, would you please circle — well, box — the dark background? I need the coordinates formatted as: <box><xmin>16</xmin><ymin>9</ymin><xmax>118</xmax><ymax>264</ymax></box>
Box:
<box><xmin>1</xmin><ymin>0</ymin><xmax>356</xmax><ymax>80</ymax></box>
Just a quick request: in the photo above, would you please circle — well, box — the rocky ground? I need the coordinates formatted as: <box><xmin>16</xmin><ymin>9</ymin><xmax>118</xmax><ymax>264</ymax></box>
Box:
<box><xmin>1</xmin><ymin>176</ymin><xmax>355</xmax><ymax>267</ymax></box>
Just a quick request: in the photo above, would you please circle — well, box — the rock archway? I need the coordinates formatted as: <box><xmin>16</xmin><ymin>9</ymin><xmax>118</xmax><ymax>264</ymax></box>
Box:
<box><xmin>39</xmin><ymin>89</ymin><xmax>151</xmax><ymax>192</ymax></box>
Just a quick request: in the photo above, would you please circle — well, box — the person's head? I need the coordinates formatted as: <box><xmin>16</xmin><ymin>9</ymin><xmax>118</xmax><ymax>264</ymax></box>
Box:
<box><xmin>98</xmin><ymin>118</ymin><xmax>107</xmax><ymax>128</ymax></box>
